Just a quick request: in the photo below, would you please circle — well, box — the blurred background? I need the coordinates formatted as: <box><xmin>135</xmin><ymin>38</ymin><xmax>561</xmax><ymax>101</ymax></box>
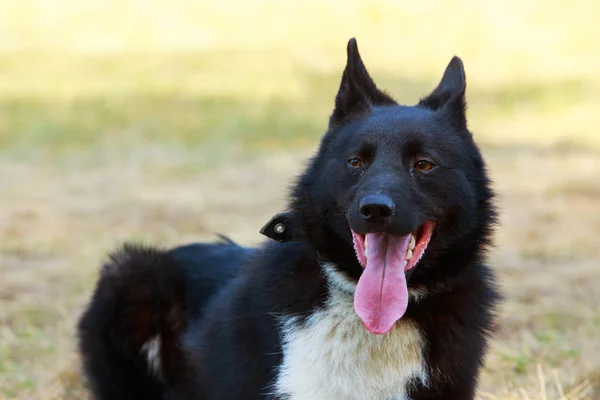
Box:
<box><xmin>1</xmin><ymin>1</ymin><xmax>599</xmax><ymax>399</ymax></box>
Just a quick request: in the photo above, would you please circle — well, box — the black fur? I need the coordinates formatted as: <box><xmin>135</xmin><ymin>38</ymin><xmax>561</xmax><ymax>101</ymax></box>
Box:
<box><xmin>78</xmin><ymin>38</ymin><xmax>500</xmax><ymax>399</ymax></box>
<box><xmin>77</xmin><ymin>239</ymin><xmax>254</xmax><ymax>398</ymax></box>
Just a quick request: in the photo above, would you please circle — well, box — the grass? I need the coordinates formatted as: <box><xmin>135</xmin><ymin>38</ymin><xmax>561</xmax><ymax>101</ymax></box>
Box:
<box><xmin>1</xmin><ymin>1</ymin><xmax>599</xmax><ymax>399</ymax></box>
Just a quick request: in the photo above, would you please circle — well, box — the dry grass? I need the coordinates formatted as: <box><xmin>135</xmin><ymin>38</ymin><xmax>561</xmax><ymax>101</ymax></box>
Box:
<box><xmin>1</xmin><ymin>1</ymin><xmax>599</xmax><ymax>399</ymax></box>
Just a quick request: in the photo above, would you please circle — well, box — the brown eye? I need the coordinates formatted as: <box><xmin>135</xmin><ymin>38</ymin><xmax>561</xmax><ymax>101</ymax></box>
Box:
<box><xmin>414</xmin><ymin>160</ymin><xmax>436</xmax><ymax>172</ymax></box>
<box><xmin>348</xmin><ymin>157</ymin><xmax>363</xmax><ymax>168</ymax></box>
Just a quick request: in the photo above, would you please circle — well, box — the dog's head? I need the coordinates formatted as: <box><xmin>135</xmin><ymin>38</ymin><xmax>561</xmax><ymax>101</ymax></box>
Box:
<box><xmin>287</xmin><ymin>38</ymin><xmax>495</xmax><ymax>334</ymax></box>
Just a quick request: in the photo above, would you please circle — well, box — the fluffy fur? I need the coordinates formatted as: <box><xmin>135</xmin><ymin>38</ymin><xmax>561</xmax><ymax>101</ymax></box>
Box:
<box><xmin>77</xmin><ymin>38</ymin><xmax>501</xmax><ymax>400</ymax></box>
<box><xmin>273</xmin><ymin>278</ymin><xmax>428</xmax><ymax>400</ymax></box>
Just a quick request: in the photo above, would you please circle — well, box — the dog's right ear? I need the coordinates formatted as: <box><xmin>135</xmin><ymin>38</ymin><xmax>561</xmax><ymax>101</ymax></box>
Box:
<box><xmin>329</xmin><ymin>38</ymin><xmax>395</xmax><ymax>127</ymax></box>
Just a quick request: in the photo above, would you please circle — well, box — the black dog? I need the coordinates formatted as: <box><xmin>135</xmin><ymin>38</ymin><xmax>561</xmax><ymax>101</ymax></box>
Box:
<box><xmin>78</xmin><ymin>38</ymin><xmax>500</xmax><ymax>399</ymax></box>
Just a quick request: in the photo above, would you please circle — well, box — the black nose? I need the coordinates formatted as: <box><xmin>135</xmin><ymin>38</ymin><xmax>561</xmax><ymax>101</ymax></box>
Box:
<box><xmin>359</xmin><ymin>194</ymin><xmax>394</xmax><ymax>222</ymax></box>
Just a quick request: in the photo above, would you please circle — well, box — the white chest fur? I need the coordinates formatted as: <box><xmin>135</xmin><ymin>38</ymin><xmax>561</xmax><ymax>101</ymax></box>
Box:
<box><xmin>273</xmin><ymin>274</ymin><xmax>428</xmax><ymax>400</ymax></box>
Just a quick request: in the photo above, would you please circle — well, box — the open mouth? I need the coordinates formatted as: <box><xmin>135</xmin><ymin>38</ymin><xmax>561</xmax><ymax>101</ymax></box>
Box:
<box><xmin>350</xmin><ymin>221</ymin><xmax>436</xmax><ymax>335</ymax></box>
<box><xmin>351</xmin><ymin>221</ymin><xmax>435</xmax><ymax>273</ymax></box>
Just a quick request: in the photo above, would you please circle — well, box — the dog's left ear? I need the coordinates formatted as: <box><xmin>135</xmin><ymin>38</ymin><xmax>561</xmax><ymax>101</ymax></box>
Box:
<box><xmin>419</xmin><ymin>56</ymin><xmax>467</xmax><ymax>129</ymax></box>
<box><xmin>330</xmin><ymin>38</ymin><xmax>396</xmax><ymax>127</ymax></box>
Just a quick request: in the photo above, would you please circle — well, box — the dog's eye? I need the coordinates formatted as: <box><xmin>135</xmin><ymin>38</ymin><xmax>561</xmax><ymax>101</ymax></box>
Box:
<box><xmin>347</xmin><ymin>157</ymin><xmax>363</xmax><ymax>168</ymax></box>
<box><xmin>414</xmin><ymin>160</ymin><xmax>436</xmax><ymax>172</ymax></box>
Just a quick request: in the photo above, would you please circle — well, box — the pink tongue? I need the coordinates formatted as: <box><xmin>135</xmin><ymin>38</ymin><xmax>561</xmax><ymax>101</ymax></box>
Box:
<box><xmin>354</xmin><ymin>233</ymin><xmax>411</xmax><ymax>334</ymax></box>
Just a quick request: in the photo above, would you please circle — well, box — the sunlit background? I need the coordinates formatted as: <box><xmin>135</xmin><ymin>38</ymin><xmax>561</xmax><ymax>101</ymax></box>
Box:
<box><xmin>1</xmin><ymin>1</ymin><xmax>599</xmax><ymax>399</ymax></box>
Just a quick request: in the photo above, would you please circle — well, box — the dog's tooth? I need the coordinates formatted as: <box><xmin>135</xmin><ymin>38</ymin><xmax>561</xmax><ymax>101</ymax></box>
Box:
<box><xmin>365</xmin><ymin>248</ymin><xmax>369</xmax><ymax>258</ymax></box>
<box><xmin>405</xmin><ymin>249</ymin><xmax>413</xmax><ymax>260</ymax></box>
<box><xmin>409</xmin><ymin>235</ymin><xmax>416</xmax><ymax>250</ymax></box>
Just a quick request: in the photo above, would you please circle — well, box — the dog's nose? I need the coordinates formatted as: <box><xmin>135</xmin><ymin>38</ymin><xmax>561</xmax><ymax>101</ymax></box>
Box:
<box><xmin>359</xmin><ymin>194</ymin><xmax>394</xmax><ymax>222</ymax></box>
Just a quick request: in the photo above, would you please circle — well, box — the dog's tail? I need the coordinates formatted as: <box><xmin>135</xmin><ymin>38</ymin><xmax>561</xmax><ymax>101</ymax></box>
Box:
<box><xmin>77</xmin><ymin>244</ymin><xmax>189</xmax><ymax>399</ymax></box>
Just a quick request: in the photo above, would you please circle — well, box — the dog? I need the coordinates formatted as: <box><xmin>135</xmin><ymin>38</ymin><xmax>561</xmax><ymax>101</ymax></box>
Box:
<box><xmin>77</xmin><ymin>38</ymin><xmax>500</xmax><ymax>400</ymax></box>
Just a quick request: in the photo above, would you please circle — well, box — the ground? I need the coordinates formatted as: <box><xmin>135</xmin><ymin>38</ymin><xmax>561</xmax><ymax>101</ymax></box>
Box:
<box><xmin>0</xmin><ymin>1</ymin><xmax>599</xmax><ymax>399</ymax></box>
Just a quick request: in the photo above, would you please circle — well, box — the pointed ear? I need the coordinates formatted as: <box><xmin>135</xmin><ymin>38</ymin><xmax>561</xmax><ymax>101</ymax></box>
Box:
<box><xmin>330</xmin><ymin>38</ymin><xmax>396</xmax><ymax>126</ymax></box>
<box><xmin>419</xmin><ymin>56</ymin><xmax>467</xmax><ymax>128</ymax></box>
